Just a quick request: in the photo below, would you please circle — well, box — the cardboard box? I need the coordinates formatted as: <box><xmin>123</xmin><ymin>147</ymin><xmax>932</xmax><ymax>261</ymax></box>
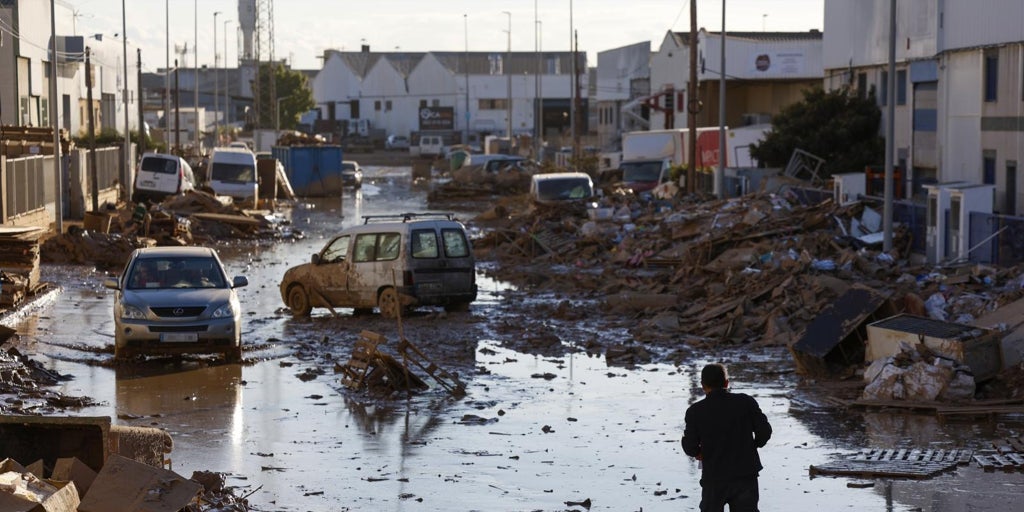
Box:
<box><xmin>77</xmin><ymin>455</ymin><xmax>201</xmax><ymax>512</ymax></box>
<box><xmin>0</xmin><ymin>471</ymin><xmax>80</xmax><ymax>512</ymax></box>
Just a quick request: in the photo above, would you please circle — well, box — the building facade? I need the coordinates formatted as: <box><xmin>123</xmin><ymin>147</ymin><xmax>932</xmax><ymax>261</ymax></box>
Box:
<box><xmin>311</xmin><ymin>47</ymin><xmax>587</xmax><ymax>149</ymax></box>
<box><xmin>595</xmin><ymin>42</ymin><xmax>651</xmax><ymax>152</ymax></box>
<box><xmin>650</xmin><ymin>29</ymin><xmax>823</xmax><ymax>132</ymax></box>
<box><xmin>824</xmin><ymin>0</ymin><xmax>1024</xmax><ymax>214</ymax></box>
<box><xmin>0</xmin><ymin>0</ymin><xmax>140</xmax><ymax>137</ymax></box>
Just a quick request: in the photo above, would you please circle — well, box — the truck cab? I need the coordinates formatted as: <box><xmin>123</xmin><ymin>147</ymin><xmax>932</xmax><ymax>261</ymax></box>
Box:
<box><xmin>620</xmin><ymin>159</ymin><xmax>671</xmax><ymax>192</ymax></box>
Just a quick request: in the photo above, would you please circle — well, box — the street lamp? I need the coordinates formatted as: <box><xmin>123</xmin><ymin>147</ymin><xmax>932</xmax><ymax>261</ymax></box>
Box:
<box><xmin>223</xmin><ymin>20</ymin><xmax>233</xmax><ymax>129</ymax></box>
<box><xmin>214</xmin><ymin>11</ymin><xmax>221</xmax><ymax>146</ymax></box>
<box><xmin>502</xmin><ymin>11</ymin><xmax>512</xmax><ymax>147</ymax></box>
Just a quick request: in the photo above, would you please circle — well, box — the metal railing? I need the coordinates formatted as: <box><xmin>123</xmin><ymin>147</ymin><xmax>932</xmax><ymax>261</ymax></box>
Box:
<box><xmin>3</xmin><ymin>155</ymin><xmax>54</xmax><ymax>220</ymax></box>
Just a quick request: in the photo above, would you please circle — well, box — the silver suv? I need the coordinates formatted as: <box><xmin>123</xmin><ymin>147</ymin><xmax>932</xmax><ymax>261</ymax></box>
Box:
<box><xmin>279</xmin><ymin>213</ymin><xmax>477</xmax><ymax>317</ymax></box>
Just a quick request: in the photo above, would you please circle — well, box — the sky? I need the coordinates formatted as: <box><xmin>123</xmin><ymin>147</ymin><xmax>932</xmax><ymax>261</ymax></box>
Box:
<box><xmin>67</xmin><ymin>0</ymin><xmax>824</xmax><ymax>72</ymax></box>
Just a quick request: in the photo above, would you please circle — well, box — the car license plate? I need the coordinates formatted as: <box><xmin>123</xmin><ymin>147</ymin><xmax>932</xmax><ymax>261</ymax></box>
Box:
<box><xmin>141</xmin><ymin>180</ymin><xmax>155</xmax><ymax>188</ymax></box>
<box><xmin>160</xmin><ymin>332</ymin><xmax>198</xmax><ymax>342</ymax></box>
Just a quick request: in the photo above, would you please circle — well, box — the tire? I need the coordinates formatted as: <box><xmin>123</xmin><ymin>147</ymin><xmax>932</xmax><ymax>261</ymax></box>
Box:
<box><xmin>377</xmin><ymin>287</ymin><xmax>401</xmax><ymax>319</ymax></box>
<box><xmin>352</xmin><ymin>307</ymin><xmax>373</xmax><ymax>316</ymax></box>
<box><xmin>287</xmin><ymin>285</ymin><xmax>312</xmax><ymax>317</ymax></box>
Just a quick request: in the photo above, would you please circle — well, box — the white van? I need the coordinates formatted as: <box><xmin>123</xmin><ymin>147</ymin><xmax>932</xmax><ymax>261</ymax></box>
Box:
<box><xmin>530</xmin><ymin>172</ymin><xmax>594</xmax><ymax>205</ymax></box>
<box><xmin>279</xmin><ymin>213</ymin><xmax>477</xmax><ymax>318</ymax></box>
<box><xmin>208</xmin><ymin>147</ymin><xmax>259</xmax><ymax>204</ymax></box>
<box><xmin>132</xmin><ymin>153</ymin><xmax>196</xmax><ymax>203</ymax></box>
<box><xmin>418</xmin><ymin>135</ymin><xmax>444</xmax><ymax>159</ymax></box>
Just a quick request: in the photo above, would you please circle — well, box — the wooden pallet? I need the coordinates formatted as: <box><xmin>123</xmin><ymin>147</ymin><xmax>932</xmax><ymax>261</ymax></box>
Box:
<box><xmin>810</xmin><ymin>449</ymin><xmax>971</xmax><ymax>479</ymax></box>
<box><xmin>396</xmin><ymin>337</ymin><xmax>465</xmax><ymax>397</ymax></box>
<box><xmin>974</xmin><ymin>436</ymin><xmax>1024</xmax><ymax>472</ymax></box>
<box><xmin>973</xmin><ymin>453</ymin><xmax>1024</xmax><ymax>472</ymax></box>
<box><xmin>339</xmin><ymin>331</ymin><xmax>387</xmax><ymax>390</ymax></box>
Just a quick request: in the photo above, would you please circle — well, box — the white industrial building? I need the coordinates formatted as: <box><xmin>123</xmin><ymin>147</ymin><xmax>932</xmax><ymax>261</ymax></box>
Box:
<box><xmin>311</xmin><ymin>47</ymin><xmax>586</xmax><ymax>149</ymax></box>
<box><xmin>824</xmin><ymin>0</ymin><xmax>1024</xmax><ymax>214</ymax></box>
<box><xmin>649</xmin><ymin>29</ymin><xmax>823</xmax><ymax>132</ymax></box>
<box><xmin>594</xmin><ymin>42</ymin><xmax>651</xmax><ymax>152</ymax></box>
<box><xmin>0</xmin><ymin>0</ymin><xmax>141</xmax><ymax>137</ymax></box>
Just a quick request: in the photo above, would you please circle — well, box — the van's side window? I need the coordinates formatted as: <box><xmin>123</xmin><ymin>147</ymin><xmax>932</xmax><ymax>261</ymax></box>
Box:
<box><xmin>411</xmin><ymin>229</ymin><xmax>439</xmax><ymax>258</ymax></box>
<box><xmin>378</xmin><ymin>233</ymin><xmax>401</xmax><ymax>260</ymax></box>
<box><xmin>442</xmin><ymin>229</ymin><xmax>470</xmax><ymax>258</ymax></box>
<box><xmin>321</xmin><ymin>235</ymin><xmax>350</xmax><ymax>263</ymax></box>
<box><xmin>353</xmin><ymin>234</ymin><xmax>377</xmax><ymax>262</ymax></box>
<box><xmin>354</xmin><ymin>232</ymin><xmax>401</xmax><ymax>262</ymax></box>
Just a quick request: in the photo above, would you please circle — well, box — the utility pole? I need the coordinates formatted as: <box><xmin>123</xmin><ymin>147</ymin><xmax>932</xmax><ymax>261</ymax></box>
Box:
<box><xmin>121</xmin><ymin>0</ymin><xmax>130</xmax><ymax>199</ymax></box>
<box><xmin>137</xmin><ymin>49</ymin><xmax>145</xmax><ymax>159</ymax></box>
<box><xmin>193</xmin><ymin>0</ymin><xmax>199</xmax><ymax>155</ymax></box>
<box><xmin>464</xmin><ymin>14</ymin><xmax>470</xmax><ymax>147</ymax></box>
<box><xmin>175</xmin><ymin>59</ymin><xmax>181</xmax><ymax>153</ymax></box>
<box><xmin>214</xmin><ymin>11</ymin><xmax>221</xmax><ymax>146</ymax></box>
<box><xmin>534</xmin><ymin>0</ymin><xmax>540</xmax><ymax>160</ymax></box>
<box><xmin>49</xmin><ymin>0</ymin><xmax>63</xmax><ymax>231</ymax></box>
<box><xmin>573</xmin><ymin>30</ymin><xmax>581</xmax><ymax>166</ymax></box>
<box><xmin>716</xmin><ymin>2</ymin><xmax>726</xmax><ymax>198</ymax></box>
<box><xmin>86</xmin><ymin>47</ymin><xmax>98</xmax><ymax>212</ymax></box>
<box><xmin>884</xmin><ymin>0</ymin><xmax>896</xmax><ymax>251</ymax></box>
<box><xmin>687</xmin><ymin>0</ymin><xmax>698</xmax><ymax>194</ymax></box>
<box><xmin>503</xmin><ymin>11</ymin><xmax>512</xmax><ymax>151</ymax></box>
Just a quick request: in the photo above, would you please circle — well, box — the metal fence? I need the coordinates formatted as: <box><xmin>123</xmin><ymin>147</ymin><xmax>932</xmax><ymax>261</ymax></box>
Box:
<box><xmin>88</xmin><ymin>147</ymin><xmax>123</xmax><ymax>192</ymax></box>
<box><xmin>968</xmin><ymin>212</ymin><xmax>1024</xmax><ymax>266</ymax></box>
<box><xmin>3</xmin><ymin>155</ymin><xmax>54</xmax><ymax>219</ymax></box>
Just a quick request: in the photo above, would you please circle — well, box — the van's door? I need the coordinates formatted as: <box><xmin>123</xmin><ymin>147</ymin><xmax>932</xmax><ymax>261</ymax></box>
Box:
<box><xmin>408</xmin><ymin>226</ymin><xmax>476</xmax><ymax>303</ymax></box>
<box><xmin>348</xmin><ymin>232</ymin><xmax>402</xmax><ymax>308</ymax></box>
<box><xmin>317</xmin><ymin>235</ymin><xmax>351</xmax><ymax>305</ymax></box>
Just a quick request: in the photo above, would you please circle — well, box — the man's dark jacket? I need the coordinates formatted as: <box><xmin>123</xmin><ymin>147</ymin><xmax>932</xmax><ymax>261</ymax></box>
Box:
<box><xmin>681</xmin><ymin>389</ymin><xmax>772</xmax><ymax>482</ymax></box>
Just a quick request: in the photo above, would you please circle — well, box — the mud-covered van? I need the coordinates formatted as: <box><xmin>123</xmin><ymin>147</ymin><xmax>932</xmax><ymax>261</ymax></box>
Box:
<box><xmin>279</xmin><ymin>213</ymin><xmax>477</xmax><ymax>317</ymax></box>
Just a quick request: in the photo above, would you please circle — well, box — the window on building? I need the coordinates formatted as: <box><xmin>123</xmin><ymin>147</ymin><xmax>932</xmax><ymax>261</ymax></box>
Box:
<box><xmin>432</xmin><ymin>99</ymin><xmax>440</xmax><ymax>107</ymax></box>
<box><xmin>419</xmin><ymin>99</ymin><xmax>427</xmax><ymax>108</ymax></box>
<box><xmin>896</xmin><ymin>70</ymin><xmax>907</xmax><ymax>105</ymax></box>
<box><xmin>879</xmin><ymin>71</ymin><xmax>888</xmax><ymax>106</ymax></box>
<box><xmin>374</xmin><ymin>100</ymin><xmax>381</xmax><ymax>111</ymax></box>
<box><xmin>857</xmin><ymin>73</ymin><xmax>868</xmax><ymax>100</ymax></box>
<box><xmin>385</xmin><ymin>100</ymin><xmax>392</xmax><ymax>111</ymax></box>
<box><xmin>983</xmin><ymin>152</ymin><xmax>996</xmax><ymax>185</ymax></box>
<box><xmin>984</xmin><ymin>52</ymin><xmax>998</xmax><ymax>102</ymax></box>
<box><xmin>350</xmin><ymin>100</ymin><xmax>360</xmax><ymax>119</ymax></box>
<box><xmin>478</xmin><ymin>99</ymin><xmax>508</xmax><ymax>110</ymax></box>
<box><xmin>489</xmin><ymin>54</ymin><xmax>504</xmax><ymax>75</ymax></box>
<box><xmin>1006</xmin><ymin>161</ymin><xmax>1018</xmax><ymax>215</ymax></box>
<box><xmin>546</xmin><ymin>56</ymin><xmax>561</xmax><ymax>75</ymax></box>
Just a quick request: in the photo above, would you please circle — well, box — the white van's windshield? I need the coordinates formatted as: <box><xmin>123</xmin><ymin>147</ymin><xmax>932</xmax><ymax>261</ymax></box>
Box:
<box><xmin>211</xmin><ymin>163</ymin><xmax>255</xmax><ymax>183</ymax></box>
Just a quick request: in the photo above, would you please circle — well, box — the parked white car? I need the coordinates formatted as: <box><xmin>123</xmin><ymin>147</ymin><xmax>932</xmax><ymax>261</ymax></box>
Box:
<box><xmin>132</xmin><ymin>153</ymin><xmax>196</xmax><ymax>203</ymax></box>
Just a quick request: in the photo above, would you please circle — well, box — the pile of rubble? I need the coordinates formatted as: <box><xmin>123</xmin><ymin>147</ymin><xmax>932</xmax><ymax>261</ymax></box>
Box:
<box><xmin>41</xmin><ymin>190</ymin><xmax>296</xmax><ymax>269</ymax></box>
<box><xmin>471</xmin><ymin>189</ymin><xmax>1024</xmax><ymax>389</ymax></box>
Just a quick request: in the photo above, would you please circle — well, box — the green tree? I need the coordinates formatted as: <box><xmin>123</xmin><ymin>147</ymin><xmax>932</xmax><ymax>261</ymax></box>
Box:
<box><xmin>252</xmin><ymin>62</ymin><xmax>316</xmax><ymax>130</ymax></box>
<box><xmin>750</xmin><ymin>86</ymin><xmax>884</xmax><ymax>177</ymax></box>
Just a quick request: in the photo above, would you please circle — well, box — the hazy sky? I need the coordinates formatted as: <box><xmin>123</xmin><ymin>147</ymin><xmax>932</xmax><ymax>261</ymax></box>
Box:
<box><xmin>68</xmin><ymin>0</ymin><xmax>824</xmax><ymax>71</ymax></box>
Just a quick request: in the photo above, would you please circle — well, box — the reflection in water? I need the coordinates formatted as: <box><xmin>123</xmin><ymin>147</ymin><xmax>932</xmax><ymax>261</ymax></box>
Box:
<box><xmin>115</xmin><ymin>364</ymin><xmax>244</xmax><ymax>457</ymax></box>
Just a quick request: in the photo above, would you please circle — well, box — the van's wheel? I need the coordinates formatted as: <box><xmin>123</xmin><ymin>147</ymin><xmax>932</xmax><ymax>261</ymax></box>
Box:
<box><xmin>377</xmin><ymin>288</ymin><xmax>401</xmax><ymax>319</ymax></box>
<box><xmin>287</xmin><ymin>285</ymin><xmax>312</xmax><ymax>317</ymax></box>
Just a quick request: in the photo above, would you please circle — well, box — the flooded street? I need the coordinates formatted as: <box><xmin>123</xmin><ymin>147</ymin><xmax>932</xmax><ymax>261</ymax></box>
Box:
<box><xmin>6</xmin><ymin>166</ymin><xmax>1024</xmax><ymax>511</ymax></box>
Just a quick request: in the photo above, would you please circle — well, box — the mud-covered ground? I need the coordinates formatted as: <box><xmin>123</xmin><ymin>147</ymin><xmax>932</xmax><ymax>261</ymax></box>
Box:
<box><xmin>3</xmin><ymin>167</ymin><xmax>1024</xmax><ymax>511</ymax></box>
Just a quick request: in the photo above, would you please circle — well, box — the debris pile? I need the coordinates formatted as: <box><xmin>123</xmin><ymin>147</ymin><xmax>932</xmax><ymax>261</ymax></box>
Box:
<box><xmin>0</xmin><ymin>415</ymin><xmax>253</xmax><ymax>511</ymax></box>
<box><xmin>861</xmin><ymin>341</ymin><xmax>977</xmax><ymax>402</ymax></box>
<box><xmin>471</xmin><ymin>190</ymin><xmax>1024</xmax><ymax>380</ymax></box>
<box><xmin>0</xmin><ymin>227</ymin><xmax>45</xmax><ymax>308</ymax></box>
<box><xmin>41</xmin><ymin>189</ymin><xmax>295</xmax><ymax>269</ymax></box>
<box><xmin>336</xmin><ymin>331</ymin><xmax>463</xmax><ymax>397</ymax></box>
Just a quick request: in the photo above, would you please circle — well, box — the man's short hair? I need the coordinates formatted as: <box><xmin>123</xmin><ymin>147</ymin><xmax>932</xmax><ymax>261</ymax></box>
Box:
<box><xmin>701</xmin><ymin>364</ymin><xmax>728</xmax><ymax>389</ymax></box>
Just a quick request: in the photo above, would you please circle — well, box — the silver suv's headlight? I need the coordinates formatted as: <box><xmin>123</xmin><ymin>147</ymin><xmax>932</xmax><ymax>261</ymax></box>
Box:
<box><xmin>122</xmin><ymin>305</ymin><xmax>147</xmax><ymax>319</ymax></box>
<box><xmin>212</xmin><ymin>303</ymin><xmax>234</xmax><ymax>318</ymax></box>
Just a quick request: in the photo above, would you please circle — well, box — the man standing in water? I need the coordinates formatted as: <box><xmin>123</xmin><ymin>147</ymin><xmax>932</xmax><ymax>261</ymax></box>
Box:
<box><xmin>681</xmin><ymin>363</ymin><xmax>772</xmax><ymax>511</ymax></box>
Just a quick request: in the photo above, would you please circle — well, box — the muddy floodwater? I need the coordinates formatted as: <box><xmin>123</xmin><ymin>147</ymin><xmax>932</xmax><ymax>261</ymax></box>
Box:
<box><xmin>8</xmin><ymin>166</ymin><xmax>1024</xmax><ymax>511</ymax></box>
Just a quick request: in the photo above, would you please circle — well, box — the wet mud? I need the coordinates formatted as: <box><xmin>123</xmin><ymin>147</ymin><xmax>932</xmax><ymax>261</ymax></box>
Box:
<box><xmin>3</xmin><ymin>168</ymin><xmax>1024</xmax><ymax>510</ymax></box>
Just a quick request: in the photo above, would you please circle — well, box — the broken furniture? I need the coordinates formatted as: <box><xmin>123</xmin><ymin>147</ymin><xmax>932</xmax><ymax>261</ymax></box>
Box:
<box><xmin>790</xmin><ymin>286</ymin><xmax>896</xmax><ymax>377</ymax></box>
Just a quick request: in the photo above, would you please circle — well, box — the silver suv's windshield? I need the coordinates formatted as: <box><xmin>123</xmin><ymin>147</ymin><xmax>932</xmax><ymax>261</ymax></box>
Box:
<box><xmin>127</xmin><ymin>257</ymin><xmax>227</xmax><ymax>290</ymax></box>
